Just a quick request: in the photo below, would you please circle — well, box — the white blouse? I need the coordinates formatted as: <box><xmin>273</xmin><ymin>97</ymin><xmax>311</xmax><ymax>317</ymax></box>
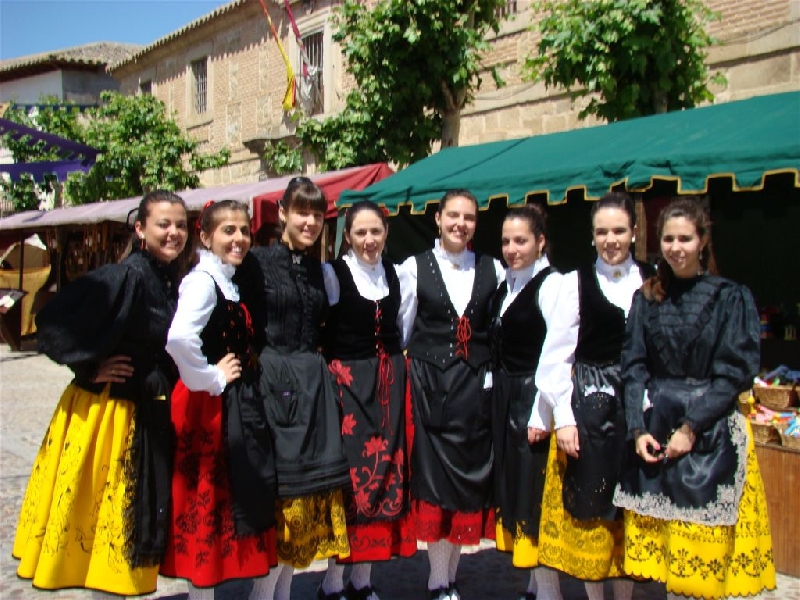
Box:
<box><xmin>397</xmin><ymin>239</ymin><xmax>505</xmax><ymax>349</ymax></box>
<box><xmin>550</xmin><ymin>254</ymin><xmax>647</xmax><ymax>428</ymax></box>
<box><xmin>166</xmin><ymin>250</ymin><xmax>239</xmax><ymax>396</ymax></box>
<box><xmin>496</xmin><ymin>256</ymin><xmax>578</xmax><ymax>432</ymax></box>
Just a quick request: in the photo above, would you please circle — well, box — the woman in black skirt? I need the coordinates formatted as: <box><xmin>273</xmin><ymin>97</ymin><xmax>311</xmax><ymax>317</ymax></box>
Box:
<box><xmin>397</xmin><ymin>189</ymin><xmax>504</xmax><ymax>600</ymax></box>
<box><xmin>319</xmin><ymin>200</ymin><xmax>416</xmax><ymax>600</ymax></box>
<box><xmin>490</xmin><ymin>204</ymin><xmax>574</xmax><ymax>600</ymax></box>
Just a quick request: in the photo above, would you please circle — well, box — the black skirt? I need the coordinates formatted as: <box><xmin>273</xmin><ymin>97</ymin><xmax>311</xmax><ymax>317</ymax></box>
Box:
<box><xmin>562</xmin><ymin>361</ymin><xmax>627</xmax><ymax>521</ymax></box>
<box><xmin>258</xmin><ymin>348</ymin><xmax>350</xmax><ymax>497</ymax></box>
<box><xmin>409</xmin><ymin>358</ymin><xmax>492</xmax><ymax>512</ymax></box>
<box><xmin>491</xmin><ymin>368</ymin><xmax>549</xmax><ymax>538</ymax></box>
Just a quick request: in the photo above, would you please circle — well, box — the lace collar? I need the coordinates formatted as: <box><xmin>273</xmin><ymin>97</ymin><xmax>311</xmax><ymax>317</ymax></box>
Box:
<box><xmin>433</xmin><ymin>238</ymin><xmax>472</xmax><ymax>270</ymax></box>
<box><xmin>195</xmin><ymin>249</ymin><xmax>238</xmax><ymax>300</ymax></box>
<box><xmin>596</xmin><ymin>254</ymin><xmax>635</xmax><ymax>281</ymax></box>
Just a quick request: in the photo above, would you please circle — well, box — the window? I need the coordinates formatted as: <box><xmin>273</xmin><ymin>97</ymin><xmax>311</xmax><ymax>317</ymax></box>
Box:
<box><xmin>301</xmin><ymin>32</ymin><xmax>324</xmax><ymax>115</ymax></box>
<box><xmin>191</xmin><ymin>57</ymin><xmax>208</xmax><ymax>114</ymax></box>
<box><xmin>496</xmin><ymin>0</ymin><xmax>518</xmax><ymax>19</ymax></box>
<box><xmin>139</xmin><ymin>80</ymin><xmax>152</xmax><ymax>96</ymax></box>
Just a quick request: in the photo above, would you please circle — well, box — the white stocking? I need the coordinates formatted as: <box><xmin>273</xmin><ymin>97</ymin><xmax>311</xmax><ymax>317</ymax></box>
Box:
<box><xmin>322</xmin><ymin>557</ymin><xmax>346</xmax><ymax>594</ymax></box>
<box><xmin>350</xmin><ymin>562</ymin><xmax>372</xmax><ymax>590</ymax></box>
<box><xmin>187</xmin><ymin>582</ymin><xmax>215</xmax><ymax>600</ymax></box>
<box><xmin>427</xmin><ymin>540</ymin><xmax>451</xmax><ymax>591</ymax></box>
<box><xmin>612</xmin><ymin>579</ymin><xmax>634</xmax><ymax>600</ymax></box>
<box><xmin>91</xmin><ymin>593</ymin><xmax>117</xmax><ymax>599</ymax></box>
<box><xmin>526</xmin><ymin>569</ymin><xmax>538</xmax><ymax>595</ymax></box>
<box><xmin>250</xmin><ymin>565</ymin><xmax>282</xmax><ymax>600</ymax></box>
<box><xmin>534</xmin><ymin>566</ymin><xmax>563</xmax><ymax>600</ymax></box>
<box><xmin>585</xmin><ymin>580</ymin><xmax>604</xmax><ymax>600</ymax></box>
<box><xmin>447</xmin><ymin>543</ymin><xmax>461</xmax><ymax>585</ymax></box>
<box><xmin>274</xmin><ymin>563</ymin><xmax>294</xmax><ymax>600</ymax></box>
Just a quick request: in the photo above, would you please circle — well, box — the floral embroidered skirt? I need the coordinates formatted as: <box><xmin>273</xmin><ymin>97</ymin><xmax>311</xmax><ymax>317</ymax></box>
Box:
<box><xmin>276</xmin><ymin>490</ymin><xmax>351</xmax><ymax>568</ymax></box>
<box><xmin>160</xmin><ymin>381</ymin><xmax>277</xmax><ymax>587</ymax></box>
<box><xmin>329</xmin><ymin>354</ymin><xmax>417</xmax><ymax>562</ymax></box>
<box><xmin>538</xmin><ymin>435</ymin><xmax>626</xmax><ymax>579</ymax></box>
<box><xmin>620</xmin><ymin>422</ymin><xmax>776</xmax><ymax>599</ymax></box>
<box><xmin>13</xmin><ymin>383</ymin><xmax>159</xmax><ymax>595</ymax></box>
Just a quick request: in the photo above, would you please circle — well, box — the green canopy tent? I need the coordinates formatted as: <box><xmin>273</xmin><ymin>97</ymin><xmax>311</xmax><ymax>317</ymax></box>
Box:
<box><xmin>339</xmin><ymin>92</ymin><xmax>800</xmax><ymax>269</ymax></box>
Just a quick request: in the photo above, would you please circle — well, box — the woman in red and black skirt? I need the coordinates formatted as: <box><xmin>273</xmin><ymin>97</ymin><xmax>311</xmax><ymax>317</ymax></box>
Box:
<box><xmin>398</xmin><ymin>189</ymin><xmax>504</xmax><ymax>600</ymax></box>
<box><xmin>319</xmin><ymin>200</ymin><xmax>416</xmax><ymax>600</ymax></box>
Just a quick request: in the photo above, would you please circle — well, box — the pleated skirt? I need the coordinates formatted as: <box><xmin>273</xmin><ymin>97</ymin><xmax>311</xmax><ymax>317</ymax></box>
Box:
<box><xmin>620</xmin><ymin>422</ymin><xmax>776</xmax><ymax>598</ymax></box>
<box><xmin>13</xmin><ymin>383</ymin><xmax>159</xmax><ymax>595</ymax></box>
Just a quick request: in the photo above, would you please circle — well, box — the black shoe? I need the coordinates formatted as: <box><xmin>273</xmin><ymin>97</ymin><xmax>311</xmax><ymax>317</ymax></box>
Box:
<box><xmin>448</xmin><ymin>582</ymin><xmax>461</xmax><ymax>600</ymax></box>
<box><xmin>516</xmin><ymin>593</ymin><xmax>537</xmax><ymax>600</ymax></box>
<box><xmin>345</xmin><ymin>582</ymin><xmax>380</xmax><ymax>600</ymax></box>
<box><xmin>427</xmin><ymin>586</ymin><xmax>450</xmax><ymax>600</ymax></box>
<box><xmin>317</xmin><ymin>585</ymin><xmax>348</xmax><ymax>600</ymax></box>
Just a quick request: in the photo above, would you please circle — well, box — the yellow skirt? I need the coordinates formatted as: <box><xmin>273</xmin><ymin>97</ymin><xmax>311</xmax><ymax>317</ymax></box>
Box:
<box><xmin>276</xmin><ymin>488</ymin><xmax>351</xmax><ymax>568</ymax></box>
<box><xmin>622</xmin><ymin>423</ymin><xmax>776</xmax><ymax>599</ymax></box>
<box><xmin>13</xmin><ymin>383</ymin><xmax>159</xmax><ymax>595</ymax></box>
<box><xmin>538</xmin><ymin>436</ymin><xmax>626</xmax><ymax>580</ymax></box>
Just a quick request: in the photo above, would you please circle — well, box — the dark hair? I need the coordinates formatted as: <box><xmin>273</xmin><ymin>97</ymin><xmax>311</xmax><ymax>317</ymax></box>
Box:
<box><xmin>344</xmin><ymin>200</ymin><xmax>388</xmax><ymax>233</ymax></box>
<box><xmin>643</xmin><ymin>197</ymin><xmax>717</xmax><ymax>302</ymax></box>
<box><xmin>121</xmin><ymin>189</ymin><xmax>187</xmax><ymax>261</ymax></box>
<box><xmin>437</xmin><ymin>189</ymin><xmax>479</xmax><ymax>215</ymax></box>
<box><xmin>591</xmin><ymin>192</ymin><xmax>635</xmax><ymax>230</ymax></box>
<box><xmin>279</xmin><ymin>176</ymin><xmax>327</xmax><ymax>218</ymax></box>
<box><xmin>503</xmin><ymin>203</ymin><xmax>549</xmax><ymax>255</ymax></box>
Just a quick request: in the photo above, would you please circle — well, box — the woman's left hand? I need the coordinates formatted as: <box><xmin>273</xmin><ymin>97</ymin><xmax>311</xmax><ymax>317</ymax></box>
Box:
<box><xmin>556</xmin><ymin>425</ymin><xmax>580</xmax><ymax>458</ymax></box>
<box><xmin>665</xmin><ymin>425</ymin><xmax>696</xmax><ymax>460</ymax></box>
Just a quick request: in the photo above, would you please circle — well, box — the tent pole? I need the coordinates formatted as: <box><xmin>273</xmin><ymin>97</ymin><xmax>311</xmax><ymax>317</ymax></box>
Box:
<box><xmin>17</xmin><ymin>232</ymin><xmax>24</xmax><ymax>290</ymax></box>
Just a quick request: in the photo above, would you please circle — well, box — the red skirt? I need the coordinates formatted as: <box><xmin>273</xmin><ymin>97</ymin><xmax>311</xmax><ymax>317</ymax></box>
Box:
<box><xmin>160</xmin><ymin>381</ymin><xmax>277</xmax><ymax>587</ymax></box>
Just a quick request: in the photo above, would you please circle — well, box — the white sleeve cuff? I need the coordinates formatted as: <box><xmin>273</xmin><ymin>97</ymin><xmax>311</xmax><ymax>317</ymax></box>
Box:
<box><xmin>553</xmin><ymin>403</ymin><xmax>577</xmax><ymax>430</ymax></box>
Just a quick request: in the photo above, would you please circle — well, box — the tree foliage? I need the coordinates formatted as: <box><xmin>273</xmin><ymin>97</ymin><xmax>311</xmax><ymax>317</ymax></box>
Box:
<box><xmin>1</xmin><ymin>91</ymin><xmax>230</xmax><ymax>210</ymax></box>
<box><xmin>525</xmin><ymin>0</ymin><xmax>721</xmax><ymax>122</ymax></box>
<box><xmin>298</xmin><ymin>0</ymin><xmax>505</xmax><ymax>171</ymax></box>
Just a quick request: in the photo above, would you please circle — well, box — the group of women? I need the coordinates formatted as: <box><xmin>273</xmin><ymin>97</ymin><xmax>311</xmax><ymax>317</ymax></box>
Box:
<box><xmin>12</xmin><ymin>181</ymin><xmax>776</xmax><ymax>600</ymax></box>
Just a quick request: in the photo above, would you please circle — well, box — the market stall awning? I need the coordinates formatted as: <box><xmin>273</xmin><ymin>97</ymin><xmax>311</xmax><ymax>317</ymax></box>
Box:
<box><xmin>339</xmin><ymin>91</ymin><xmax>800</xmax><ymax>213</ymax></box>
<box><xmin>0</xmin><ymin>163</ymin><xmax>394</xmax><ymax>232</ymax></box>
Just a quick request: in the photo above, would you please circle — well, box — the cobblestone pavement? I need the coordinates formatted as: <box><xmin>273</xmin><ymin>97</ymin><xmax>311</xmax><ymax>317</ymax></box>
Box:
<box><xmin>1</xmin><ymin>344</ymin><xmax>797</xmax><ymax>599</ymax></box>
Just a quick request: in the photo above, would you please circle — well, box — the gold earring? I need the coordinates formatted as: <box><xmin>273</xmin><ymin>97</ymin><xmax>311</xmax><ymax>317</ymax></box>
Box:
<box><xmin>140</xmin><ymin>236</ymin><xmax>146</xmax><ymax>251</ymax></box>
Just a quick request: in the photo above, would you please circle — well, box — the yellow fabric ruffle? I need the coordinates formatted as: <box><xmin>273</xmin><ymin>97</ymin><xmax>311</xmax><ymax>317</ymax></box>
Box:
<box><xmin>13</xmin><ymin>383</ymin><xmax>158</xmax><ymax>595</ymax></box>
<box><xmin>538</xmin><ymin>436</ymin><xmax>626</xmax><ymax>580</ymax></box>
<box><xmin>622</xmin><ymin>423</ymin><xmax>776</xmax><ymax>599</ymax></box>
<box><xmin>276</xmin><ymin>488</ymin><xmax>350</xmax><ymax>568</ymax></box>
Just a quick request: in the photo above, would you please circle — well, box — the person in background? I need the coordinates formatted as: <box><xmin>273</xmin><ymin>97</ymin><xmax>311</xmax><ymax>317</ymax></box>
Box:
<box><xmin>319</xmin><ymin>200</ymin><xmax>416</xmax><ymax>600</ymax></box>
<box><xmin>489</xmin><ymin>204</ymin><xmax>574</xmax><ymax>600</ymax></box>
<box><xmin>14</xmin><ymin>191</ymin><xmax>189</xmax><ymax>597</ymax></box>
<box><xmin>398</xmin><ymin>189</ymin><xmax>504</xmax><ymax>600</ymax></box>
<box><xmin>537</xmin><ymin>193</ymin><xmax>652</xmax><ymax>600</ymax></box>
<box><xmin>613</xmin><ymin>198</ymin><xmax>776</xmax><ymax>599</ymax></box>
<box><xmin>161</xmin><ymin>200</ymin><xmax>278</xmax><ymax>599</ymax></box>
<box><xmin>240</xmin><ymin>177</ymin><xmax>351</xmax><ymax>600</ymax></box>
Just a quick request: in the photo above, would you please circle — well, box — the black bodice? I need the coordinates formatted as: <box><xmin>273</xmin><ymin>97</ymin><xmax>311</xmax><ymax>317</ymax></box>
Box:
<box><xmin>199</xmin><ymin>283</ymin><xmax>252</xmax><ymax>366</ymax></box>
<box><xmin>325</xmin><ymin>257</ymin><xmax>402</xmax><ymax>360</ymax></box>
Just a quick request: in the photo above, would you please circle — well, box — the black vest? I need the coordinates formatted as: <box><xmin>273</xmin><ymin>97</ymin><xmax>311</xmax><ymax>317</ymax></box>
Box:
<box><xmin>407</xmin><ymin>250</ymin><xmax>496</xmax><ymax>369</ymax></box>
<box><xmin>575</xmin><ymin>261</ymin><xmax>654</xmax><ymax>365</ymax></box>
<box><xmin>326</xmin><ymin>257</ymin><xmax>402</xmax><ymax>360</ymax></box>
<box><xmin>199</xmin><ymin>281</ymin><xmax>251</xmax><ymax>366</ymax></box>
<box><xmin>491</xmin><ymin>266</ymin><xmax>553</xmax><ymax>376</ymax></box>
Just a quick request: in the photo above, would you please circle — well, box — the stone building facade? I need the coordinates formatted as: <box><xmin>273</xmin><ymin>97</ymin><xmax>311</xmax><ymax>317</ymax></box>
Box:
<box><xmin>109</xmin><ymin>0</ymin><xmax>800</xmax><ymax>185</ymax></box>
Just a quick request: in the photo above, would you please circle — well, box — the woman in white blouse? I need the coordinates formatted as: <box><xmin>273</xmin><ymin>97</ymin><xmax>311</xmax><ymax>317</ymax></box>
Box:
<box><xmin>489</xmin><ymin>204</ymin><xmax>574</xmax><ymax>600</ymax></box>
<box><xmin>318</xmin><ymin>201</ymin><xmax>416</xmax><ymax>600</ymax></box>
<box><xmin>398</xmin><ymin>189</ymin><xmax>504</xmax><ymax>600</ymax></box>
<box><xmin>537</xmin><ymin>193</ymin><xmax>653</xmax><ymax>600</ymax></box>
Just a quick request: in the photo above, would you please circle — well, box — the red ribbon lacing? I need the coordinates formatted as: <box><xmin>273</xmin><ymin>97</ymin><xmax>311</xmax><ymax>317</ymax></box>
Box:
<box><xmin>375</xmin><ymin>303</ymin><xmax>394</xmax><ymax>434</ymax></box>
<box><xmin>196</xmin><ymin>199</ymin><xmax>215</xmax><ymax>232</ymax></box>
<box><xmin>240</xmin><ymin>302</ymin><xmax>254</xmax><ymax>338</ymax></box>
<box><xmin>455</xmin><ymin>315</ymin><xmax>472</xmax><ymax>360</ymax></box>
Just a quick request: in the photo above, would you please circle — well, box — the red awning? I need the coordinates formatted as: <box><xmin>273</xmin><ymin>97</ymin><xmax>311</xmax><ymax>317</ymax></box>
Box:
<box><xmin>251</xmin><ymin>163</ymin><xmax>393</xmax><ymax>233</ymax></box>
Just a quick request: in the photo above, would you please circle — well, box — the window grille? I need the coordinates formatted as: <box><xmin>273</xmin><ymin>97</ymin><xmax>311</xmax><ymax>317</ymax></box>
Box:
<box><xmin>302</xmin><ymin>32</ymin><xmax>324</xmax><ymax>115</ymax></box>
<box><xmin>191</xmin><ymin>58</ymin><xmax>208</xmax><ymax>114</ymax></box>
<box><xmin>496</xmin><ymin>0</ymin><xmax>518</xmax><ymax>19</ymax></box>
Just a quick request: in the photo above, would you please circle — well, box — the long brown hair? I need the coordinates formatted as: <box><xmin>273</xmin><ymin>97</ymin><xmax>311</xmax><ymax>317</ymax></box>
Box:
<box><xmin>642</xmin><ymin>197</ymin><xmax>717</xmax><ymax>302</ymax></box>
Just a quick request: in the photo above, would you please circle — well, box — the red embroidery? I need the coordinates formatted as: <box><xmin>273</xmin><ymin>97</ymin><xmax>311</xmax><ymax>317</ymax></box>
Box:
<box><xmin>328</xmin><ymin>359</ymin><xmax>353</xmax><ymax>387</ymax></box>
<box><xmin>375</xmin><ymin>302</ymin><xmax>394</xmax><ymax>434</ymax></box>
<box><xmin>342</xmin><ymin>413</ymin><xmax>357</xmax><ymax>436</ymax></box>
<box><xmin>455</xmin><ymin>315</ymin><xmax>472</xmax><ymax>360</ymax></box>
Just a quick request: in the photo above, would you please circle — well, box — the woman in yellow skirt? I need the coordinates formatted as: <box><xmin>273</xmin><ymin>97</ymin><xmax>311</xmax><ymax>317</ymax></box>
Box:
<box><xmin>13</xmin><ymin>191</ymin><xmax>189</xmax><ymax>596</ymax></box>
<box><xmin>613</xmin><ymin>198</ymin><xmax>775</xmax><ymax>599</ymax></box>
<box><xmin>538</xmin><ymin>193</ymin><xmax>653</xmax><ymax>600</ymax></box>
<box><xmin>490</xmin><ymin>205</ymin><xmax>576</xmax><ymax>600</ymax></box>
<box><xmin>236</xmin><ymin>177</ymin><xmax>350</xmax><ymax>600</ymax></box>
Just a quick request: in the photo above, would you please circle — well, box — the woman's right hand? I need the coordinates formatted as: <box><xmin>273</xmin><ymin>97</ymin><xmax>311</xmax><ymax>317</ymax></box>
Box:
<box><xmin>527</xmin><ymin>427</ymin><xmax>550</xmax><ymax>445</ymax></box>
<box><xmin>93</xmin><ymin>355</ymin><xmax>134</xmax><ymax>384</ymax></box>
<box><xmin>635</xmin><ymin>432</ymin><xmax>664</xmax><ymax>463</ymax></box>
<box><xmin>217</xmin><ymin>353</ymin><xmax>242</xmax><ymax>384</ymax></box>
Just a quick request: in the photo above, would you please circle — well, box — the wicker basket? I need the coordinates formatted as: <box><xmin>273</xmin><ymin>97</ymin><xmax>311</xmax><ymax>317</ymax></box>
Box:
<box><xmin>738</xmin><ymin>390</ymin><xmax>754</xmax><ymax>415</ymax></box>
<box><xmin>753</xmin><ymin>384</ymin><xmax>798</xmax><ymax>411</ymax></box>
<box><xmin>777</xmin><ymin>422</ymin><xmax>800</xmax><ymax>450</ymax></box>
<box><xmin>750</xmin><ymin>421</ymin><xmax>781</xmax><ymax>445</ymax></box>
